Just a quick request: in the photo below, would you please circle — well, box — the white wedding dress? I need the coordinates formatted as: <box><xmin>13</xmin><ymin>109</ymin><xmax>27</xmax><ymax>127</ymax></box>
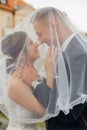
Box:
<box><xmin>7</xmin><ymin>121</ymin><xmax>37</xmax><ymax>130</ymax></box>
<box><xmin>5</xmin><ymin>90</ymin><xmax>38</xmax><ymax>130</ymax></box>
<box><xmin>6</xmin><ymin>94</ymin><xmax>38</xmax><ymax>130</ymax></box>
<box><xmin>7</xmin><ymin>99</ymin><xmax>37</xmax><ymax>130</ymax></box>
<box><xmin>0</xmin><ymin>58</ymin><xmax>38</xmax><ymax>130</ymax></box>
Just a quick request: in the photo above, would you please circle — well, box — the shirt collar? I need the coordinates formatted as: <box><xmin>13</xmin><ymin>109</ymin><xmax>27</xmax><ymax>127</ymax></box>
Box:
<box><xmin>62</xmin><ymin>33</ymin><xmax>76</xmax><ymax>51</ymax></box>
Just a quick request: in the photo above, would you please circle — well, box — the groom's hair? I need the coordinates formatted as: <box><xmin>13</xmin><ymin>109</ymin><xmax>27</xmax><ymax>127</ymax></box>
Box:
<box><xmin>32</xmin><ymin>7</ymin><xmax>59</xmax><ymax>26</ymax></box>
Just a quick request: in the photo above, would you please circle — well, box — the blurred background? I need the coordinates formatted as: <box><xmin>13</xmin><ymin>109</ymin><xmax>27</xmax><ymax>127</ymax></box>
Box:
<box><xmin>0</xmin><ymin>0</ymin><xmax>35</xmax><ymax>39</ymax></box>
<box><xmin>0</xmin><ymin>0</ymin><xmax>87</xmax><ymax>40</ymax></box>
<box><xmin>0</xmin><ymin>0</ymin><xmax>87</xmax><ymax>130</ymax></box>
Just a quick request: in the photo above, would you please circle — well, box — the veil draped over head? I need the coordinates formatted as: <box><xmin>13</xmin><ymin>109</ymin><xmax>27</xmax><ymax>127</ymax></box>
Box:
<box><xmin>0</xmin><ymin>7</ymin><xmax>87</xmax><ymax>124</ymax></box>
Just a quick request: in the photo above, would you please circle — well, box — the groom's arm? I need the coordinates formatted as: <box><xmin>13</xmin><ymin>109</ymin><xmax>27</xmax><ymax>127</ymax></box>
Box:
<box><xmin>33</xmin><ymin>78</ymin><xmax>51</xmax><ymax>108</ymax></box>
<box><xmin>33</xmin><ymin>78</ymin><xmax>57</xmax><ymax>114</ymax></box>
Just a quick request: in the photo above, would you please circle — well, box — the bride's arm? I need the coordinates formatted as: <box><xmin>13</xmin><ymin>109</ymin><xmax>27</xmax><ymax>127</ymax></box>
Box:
<box><xmin>8</xmin><ymin>76</ymin><xmax>45</xmax><ymax>116</ymax></box>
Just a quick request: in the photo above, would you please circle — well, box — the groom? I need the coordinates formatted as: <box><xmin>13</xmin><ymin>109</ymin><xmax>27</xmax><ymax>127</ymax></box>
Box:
<box><xmin>32</xmin><ymin>7</ymin><xmax>87</xmax><ymax>130</ymax></box>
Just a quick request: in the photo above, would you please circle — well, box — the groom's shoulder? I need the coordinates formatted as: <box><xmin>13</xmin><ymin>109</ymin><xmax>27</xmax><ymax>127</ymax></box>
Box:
<box><xmin>66</xmin><ymin>35</ymin><xmax>87</xmax><ymax>55</ymax></box>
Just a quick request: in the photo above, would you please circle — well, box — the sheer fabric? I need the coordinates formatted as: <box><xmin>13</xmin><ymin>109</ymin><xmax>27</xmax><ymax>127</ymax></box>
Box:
<box><xmin>0</xmin><ymin>7</ymin><xmax>87</xmax><ymax>124</ymax></box>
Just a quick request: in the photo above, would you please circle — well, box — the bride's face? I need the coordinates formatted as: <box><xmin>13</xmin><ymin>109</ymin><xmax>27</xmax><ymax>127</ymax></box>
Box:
<box><xmin>26</xmin><ymin>42</ymin><xmax>40</xmax><ymax>61</ymax></box>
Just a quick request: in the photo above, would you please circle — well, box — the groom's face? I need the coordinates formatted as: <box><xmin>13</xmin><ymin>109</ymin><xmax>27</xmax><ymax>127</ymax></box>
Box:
<box><xmin>33</xmin><ymin>20</ymin><xmax>50</xmax><ymax>46</ymax></box>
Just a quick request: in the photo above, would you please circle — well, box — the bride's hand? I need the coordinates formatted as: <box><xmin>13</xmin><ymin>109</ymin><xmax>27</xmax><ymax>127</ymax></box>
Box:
<box><xmin>44</xmin><ymin>47</ymin><xmax>58</xmax><ymax>76</ymax></box>
<box><xmin>44</xmin><ymin>47</ymin><xmax>58</xmax><ymax>89</ymax></box>
<box><xmin>45</xmin><ymin>48</ymin><xmax>54</xmax><ymax>76</ymax></box>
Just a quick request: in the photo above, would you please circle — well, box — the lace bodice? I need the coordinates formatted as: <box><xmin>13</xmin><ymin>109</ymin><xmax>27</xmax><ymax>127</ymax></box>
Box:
<box><xmin>7</xmin><ymin>121</ymin><xmax>37</xmax><ymax>130</ymax></box>
<box><xmin>5</xmin><ymin>89</ymin><xmax>38</xmax><ymax>130</ymax></box>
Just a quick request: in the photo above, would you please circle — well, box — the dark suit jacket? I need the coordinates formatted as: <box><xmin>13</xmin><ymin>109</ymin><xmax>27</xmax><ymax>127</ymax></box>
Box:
<box><xmin>33</xmin><ymin>78</ymin><xmax>57</xmax><ymax>113</ymax></box>
<box><xmin>34</xmin><ymin>35</ymin><xmax>87</xmax><ymax>130</ymax></box>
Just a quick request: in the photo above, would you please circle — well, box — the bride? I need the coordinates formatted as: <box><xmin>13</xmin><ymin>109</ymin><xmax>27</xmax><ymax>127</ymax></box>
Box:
<box><xmin>0</xmin><ymin>30</ymin><xmax>56</xmax><ymax>130</ymax></box>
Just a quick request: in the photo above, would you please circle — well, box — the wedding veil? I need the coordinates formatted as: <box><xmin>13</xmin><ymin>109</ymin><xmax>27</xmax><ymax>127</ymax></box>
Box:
<box><xmin>0</xmin><ymin>7</ymin><xmax>87</xmax><ymax>124</ymax></box>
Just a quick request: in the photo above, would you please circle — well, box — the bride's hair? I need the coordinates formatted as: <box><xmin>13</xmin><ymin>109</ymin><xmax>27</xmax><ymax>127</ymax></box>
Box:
<box><xmin>1</xmin><ymin>31</ymin><xmax>27</xmax><ymax>60</ymax></box>
<box><xmin>1</xmin><ymin>31</ymin><xmax>27</xmax><ymax>71</ymax></box>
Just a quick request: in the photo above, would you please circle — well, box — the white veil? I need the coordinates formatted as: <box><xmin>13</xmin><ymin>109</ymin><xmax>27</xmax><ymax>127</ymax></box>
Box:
<box><xmin>0</xmin><ymin>7</ymin><xmax>87</xmax><ymax>124</ymax></box>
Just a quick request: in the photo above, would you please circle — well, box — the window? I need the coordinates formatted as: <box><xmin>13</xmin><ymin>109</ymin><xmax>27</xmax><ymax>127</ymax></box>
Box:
<box><xmin>0</xmin><ymin>0</ymin><xmax>7</xmax><ymax>4</ymax></box>
<box><xmin>6</xmin><ymin>16</ymin><xmax>11</xmax><ymax>28</ymax></box>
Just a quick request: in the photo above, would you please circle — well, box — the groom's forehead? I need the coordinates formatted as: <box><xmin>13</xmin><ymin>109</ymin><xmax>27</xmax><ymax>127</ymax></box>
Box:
<box><xmin>34</xmin><ymin>21</ymin><xmax>46</xmax><ymax>32</ymax></box>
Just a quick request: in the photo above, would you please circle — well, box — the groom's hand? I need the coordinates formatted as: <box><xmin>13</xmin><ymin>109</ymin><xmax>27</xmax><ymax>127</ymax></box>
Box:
<box><xmin>13</xmin><ymin>63</ymin><xmax>40</xmax><ymax>86</ymax></box>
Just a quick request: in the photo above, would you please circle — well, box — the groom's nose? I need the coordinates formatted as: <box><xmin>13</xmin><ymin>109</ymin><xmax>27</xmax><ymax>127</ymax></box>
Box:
<box><xmin>35</xmin><ymin>42</ymin><xmax>40</xmax><ymax>48</ymax></box>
